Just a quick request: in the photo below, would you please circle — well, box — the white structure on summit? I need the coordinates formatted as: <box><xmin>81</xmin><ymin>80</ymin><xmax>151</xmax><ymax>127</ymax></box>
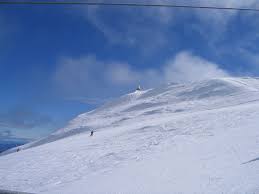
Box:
<box><xmin>136</xmin><ymin>85</ymin><xmax>141</xmax><ymax>91</ymax></box>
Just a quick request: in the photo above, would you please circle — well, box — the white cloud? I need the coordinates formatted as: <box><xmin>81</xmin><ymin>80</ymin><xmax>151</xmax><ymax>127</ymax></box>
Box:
<box><xmin>81</xmin><ymin>2</ymin><xmax>175</xmax><ymax>53</ymax></box>
<box><xmin>163</xmin><ymin>51</ymin><xmax>229</xmax><ymax>83</ymax></box>
<box><xmin>235</xmin><ymin>48</ymin><xmax>259</xmax><ymax>74</ymax></box>
<box><xmin>107</xmin><ymin>63</ymin><xmax>140</xmax><ymax>84</ymax></box>
<box><xmin>106</xmin><ymin>51</ymin><xmax>229</xmax><ymax>86</ymax></box>
<box><xmin>53</xmin><ymin>55</ymin><xmax>161</xmax><ymax>95</ymax></box>
<box><xmin>53</xmin><ymin>51</ymin><xmax>228</xmax><ymax>102</ymax></box>
<box><xmin>189</xmin><ymin>0</ymin><xmax>258</xmax><ymax>41</ymax></box>
<box><xmin>78</xmin><ymin>0</ymin><xmax>259</xmax><ymax>55</ymax></box>
<box><xmin>54</xmin><ymin>55</ymin><xmax>106</xmax><ymax>95</ymax></box>
<box><xmin>107</xmin><ymin>63</ymin><xmax>163</xmax><ymax>87</ymax></box>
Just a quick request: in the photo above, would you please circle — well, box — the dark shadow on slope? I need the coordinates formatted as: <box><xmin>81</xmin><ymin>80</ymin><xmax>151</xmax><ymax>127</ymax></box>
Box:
<box><xmin>0</xmin><ymin>189</ymin><xmax>34</xmax><ymax>194</ymax></box>
<box><xmin>242</xmin><ymin>157</ymin><xmax>259</xmax><ymax>164</ymax></box>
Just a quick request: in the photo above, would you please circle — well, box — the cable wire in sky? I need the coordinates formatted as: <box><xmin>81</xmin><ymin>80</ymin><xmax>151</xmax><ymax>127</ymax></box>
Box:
<box><xmin>0</xmin><ymin>1</ymin><xmax>259</xmax><ymax>12</ymax></box>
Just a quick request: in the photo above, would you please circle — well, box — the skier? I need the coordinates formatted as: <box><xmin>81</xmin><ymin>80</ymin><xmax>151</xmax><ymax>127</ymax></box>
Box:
<box><xmin>16</xmin><ymin>148</ymin><xmax>20</xmax><ymax>152</ymax></box>
<box><xmin>90</xmin><ymin>130</ymin><xmax>94</xmax><ymax>137</ymax></box>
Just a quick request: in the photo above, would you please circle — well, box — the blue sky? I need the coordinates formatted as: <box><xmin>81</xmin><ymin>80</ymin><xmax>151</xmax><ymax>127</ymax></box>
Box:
<box><xmin>1</xmin><ymin>0</ymin><xmax>259</xmax><ymax>141</ymax></box>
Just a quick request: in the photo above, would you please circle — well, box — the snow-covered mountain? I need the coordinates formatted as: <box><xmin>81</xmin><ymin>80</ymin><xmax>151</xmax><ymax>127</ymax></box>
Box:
<box><xmin>0</xmin><ymin>77</ymin><xmax>259</xmax><ymax>193</ymax></box>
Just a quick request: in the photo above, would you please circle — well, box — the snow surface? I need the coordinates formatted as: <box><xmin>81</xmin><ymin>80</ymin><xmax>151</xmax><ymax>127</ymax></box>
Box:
<box><xmin>0</xmin><ymin>77</ymin><xmax>259</xmax><ymax>193</ymax></box>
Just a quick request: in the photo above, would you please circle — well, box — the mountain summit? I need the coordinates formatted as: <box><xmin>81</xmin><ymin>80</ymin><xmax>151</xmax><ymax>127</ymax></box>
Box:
<box><xmin>0</xmin><ymin>77</ymin><xmax>259</xmax><ymax>193</ymax></box>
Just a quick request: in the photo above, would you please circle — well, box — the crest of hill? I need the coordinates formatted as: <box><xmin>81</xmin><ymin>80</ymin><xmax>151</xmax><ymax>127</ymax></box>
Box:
<box><xmin>2</xmin><ymin>77</ymin><xmax>259</xmax><ymax>155</ymax></box>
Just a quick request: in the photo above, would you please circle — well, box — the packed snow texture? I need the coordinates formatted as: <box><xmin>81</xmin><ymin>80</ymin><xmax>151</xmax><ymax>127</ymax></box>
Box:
<box><xmin>0</xmin><ymin>77</ymin><xmax>259</xmax><ymax>194</ymax></box>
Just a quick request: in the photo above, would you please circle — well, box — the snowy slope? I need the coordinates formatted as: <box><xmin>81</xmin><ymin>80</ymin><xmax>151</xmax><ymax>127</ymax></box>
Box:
<box><xmin>0</xmin><ymin>77</ymin><xmax>259</xmax><ymax>194</ymax></box>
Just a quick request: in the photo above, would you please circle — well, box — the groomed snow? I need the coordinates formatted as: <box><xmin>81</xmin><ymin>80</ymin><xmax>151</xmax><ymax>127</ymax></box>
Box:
<box><xmin>0</xmin><ymin>77</ymin><xmax>259</xmax><ymax>193</ymax></box>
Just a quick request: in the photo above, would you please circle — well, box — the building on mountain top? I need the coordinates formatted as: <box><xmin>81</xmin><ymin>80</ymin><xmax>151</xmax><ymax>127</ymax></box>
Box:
<box><xmin>136</xmin><ymin>85</ymin><xmax>141</xmax><ymax>91</ymax></box>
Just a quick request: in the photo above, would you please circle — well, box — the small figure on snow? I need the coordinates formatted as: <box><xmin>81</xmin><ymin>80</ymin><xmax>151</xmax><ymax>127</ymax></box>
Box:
<box><xmin>90</xmin><ymin>130</ymin><xmax>94</xmax><ymax>137</ymax></box>
<box><xmin>16</xmin><ymin>148</ymin><xmax>20</xmax><ymax>152</ymax></box>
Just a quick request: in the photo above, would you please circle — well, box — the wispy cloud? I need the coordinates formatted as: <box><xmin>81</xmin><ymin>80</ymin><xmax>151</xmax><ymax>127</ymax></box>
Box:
<box><xmin>81</xmin><ymin>2</ymin><xmax>176</xmax><ymax>54</ymax></box>
<box><xmin>53</xmin><ymin>51</ymin><xmax>228</xmax><ymax>102</ymax></box>
<box><xmin>53</xmin><ymin>55</ymin><xmax>145</xmax><ymax>100</ymax></box>
<box><xmin>80</xmin><ymin>0</ymin><xmax>259</xmax><ymax>53</ymax></box>
<box><xmin>54</xmin><ymin>55</ymin><xmax>108</xmax><ymax>96</ymax></box>
<box><xmin>236</xmin><ymin>48</ymin><xmax>259</xmax><ymax>74</ymax></box>
<box><xmin>163</xmin><ymin>51</ymin><xmax>229</xmax><ymax>83</ymax></box>
<box><xmin>108</xmin><ymin>51</ymin><xmax>229</xmax><ymax>85</ymax></box>
<box><xmin>189</xmin><ymin>0</ymin><xmax>258</xmax><ymax>48</ymax></box>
